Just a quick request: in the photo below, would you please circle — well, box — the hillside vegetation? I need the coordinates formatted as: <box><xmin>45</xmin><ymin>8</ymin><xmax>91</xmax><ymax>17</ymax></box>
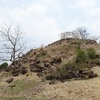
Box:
<box><xmin>0</xmin><ymin>38</ymin><xmax>100</xmax><ymax>100</ymax></box>
<box><xmin>8</xmin><ymin>38</ymin><xmax>100</xmax><ymax>80</ymax></box>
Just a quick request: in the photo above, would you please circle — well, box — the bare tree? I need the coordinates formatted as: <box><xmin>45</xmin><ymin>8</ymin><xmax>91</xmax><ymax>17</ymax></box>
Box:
<box><xmin>0</xmin><ymin>23</ymin><xmax>25</xmax><ymax>67</ymax></box>
<box><xmin>72</xmin><ymin>31</ymin><xmax>80</xmax><ymax>39</ymax></box>
<box><xmin>90</xmin><ymin>36</ymin><xmax>100</xmax><ymax>43</ymax></box>
<box><xmin>60</xmin><ymin>32</ymin><xmax>73</xmax><ymax>39</ymax></box>
<box><xmin>74</xmin><ymin>27</ymin><xmax>89</xmax><ymax>39</ymax></box>
<box><xmin>60</xmin><ymin>27</ymin><xmax>89</xmax><ymax>40</ymax></box>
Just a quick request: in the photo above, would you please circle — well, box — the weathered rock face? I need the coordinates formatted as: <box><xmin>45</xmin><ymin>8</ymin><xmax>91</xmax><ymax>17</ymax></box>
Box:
<box><xmin>79</xmin><ymin>69</ymin><xmax>98</xmax><ymax>79</ymax></box>
<box><xmin>46</xmin><ymin>69</ymin><xmax>98</xmax><ymax>83</ymax></box>
<box><xmin>6</xmin><ymin>77</ymin><xmax>13</xmax><ymax>83</ymax></box>
<box><xmin>29</xmin><ymin>57</ymin><xmax>62</xmax><ymax>74</ymax></box>
<box><xmin>30</xmin><ymin>59</ymin><xmax>47</xmax><ymax>72</ymax></box>
<box><xmin>11</xmin><ymin>66</ymin><xmax>28</xmax><ymax>76</ymax></box>
<box><xmin>35</xmin><ymin>60</ymin><xmax>41</xmax><ymax>64</ymax></box>
<box><xmin>21</xmin><ymin>67</ymin><xmax>27</xmax><ymax>75</ymax></box>
<box><xmin>66</xmin><ymin>70</ymin><xmax>79</xmax><ymax>79</ymax></box>
<box><xmin>50</xmin><ymin>57</ymin><xmax>62</xmax><ymax>65</ymax></box>
<box><xmin>0</xmin><ymin>66</ymin><xmax>11</xmax><ymax>72</ymax></box>
<box><xmin>29</xmin><ymin>55</ymin><xmax>98</xmax><ymax>83</ymax></box>
<box><xmin>5</xmin><ymin>67</ymin><xmax>11</xmax><ymax>72</ymax></box>
<box><xmin>30</xmin><ymin>62</ymin><xmax>45</xmax><ymax>72</ymax></box>
<box><xmin>28</xmin><ymin>58</ymin><xmax>34</xmax><ymax>63</ymax></box>
<box><xmin>44</xmin><ymin>63</ymin><xmax>51</xmax><ymax>68</ymax></box>
<box><xmin>12</xmin><ymin>70</ymin><xmax>20</xmax><ymax>76</ymax></box>
<box><xmin>37</xmin><ymin>72</ymin><xmax>43</xmax><ymax>77</ymax></box>
<box><xmin>18</xmin><ymin>63</ymin><xmax>22</xmax><ymax>67</ymax></box>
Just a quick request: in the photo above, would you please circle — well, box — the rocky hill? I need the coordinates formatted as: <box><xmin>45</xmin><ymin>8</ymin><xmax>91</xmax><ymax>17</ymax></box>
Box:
<box><xmin>0</xmin><ymin>38</ymin><xmax>100</xmax><ymax>100</ymax></box>
<box><xmin>10</xmin><ymin>38</ymin><xmax>100</xmax><ymax>77</ymax></box>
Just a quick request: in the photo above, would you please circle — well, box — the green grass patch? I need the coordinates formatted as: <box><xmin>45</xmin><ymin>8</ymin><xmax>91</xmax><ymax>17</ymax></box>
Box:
<box><xmin>6</xmin><ymin>80</ymin><xmax>39</xmax><ymax>95</ymax></box>
<box><xmin>0</xmin><ymin>96</ymin><xmax>27</xmax><ymax>100</ymax></box>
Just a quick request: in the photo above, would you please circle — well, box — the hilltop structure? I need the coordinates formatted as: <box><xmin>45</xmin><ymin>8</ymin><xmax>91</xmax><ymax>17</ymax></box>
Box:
<box><xmin>60</xmin><ymin>32</ymin><xmax>74</xmax><ymax>39</ymax></box>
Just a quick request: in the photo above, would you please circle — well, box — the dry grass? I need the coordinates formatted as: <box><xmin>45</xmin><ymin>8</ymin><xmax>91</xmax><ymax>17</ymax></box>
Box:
<box><xmin>0</xmin><ymin>39</ymin><xmax>100</xmax><ymax>100</ymax></box>
<box><xmin>0</xmin><ymin>71</ymin><xmax>43</xmax><ymax>100</ymax></box>
<box><xmin>28</xmin><ymin>66</ymin><xmax>100</xmax><ymax>100</ymax></box>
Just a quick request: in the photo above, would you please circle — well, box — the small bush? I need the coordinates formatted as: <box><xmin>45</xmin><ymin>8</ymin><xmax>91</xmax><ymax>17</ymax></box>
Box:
<box><xmin>0</xmin><ymin>62</ymin><xmax>8</xmax><ymax>69</ymax></box>
<box><xmin>76</xmin><ymin>48</ymin><xmax>87</xmax><ymax>63</ymax></box>
<box><xmin>66</xmin><ymin>62</ymin><xmax>82</xmax><ymax>71</ymax></box>
<box><xmin>45</xmin><ymin>62</ymin><xmax>81</xmax><ymax>81</ymax></box>
<box><xmin>87</xmin><ymin>48</ymin><xmax>96</xmax><ymax>59</ymax></box>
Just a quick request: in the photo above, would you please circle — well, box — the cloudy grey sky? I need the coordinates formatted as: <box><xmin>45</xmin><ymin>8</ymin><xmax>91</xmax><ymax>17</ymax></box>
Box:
<box><xmin>0</xmin><ymin>0</ymin><xmax>100</xmax><ymax>47</ymax></box>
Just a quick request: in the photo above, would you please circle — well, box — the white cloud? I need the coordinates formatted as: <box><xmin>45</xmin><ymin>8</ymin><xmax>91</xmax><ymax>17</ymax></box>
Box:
<box><xmin>43</xmin><ymin>0</ymin><xmax>60</xmax><ymax>5</ymax></box>
<box><xmin>87</xmin><ymin>18</ymin><xmax>100</xmax><ymax>35</ymax></box>
<box><xmin>65</xmin><ymin>0</ymin><xmax>100</xmax><ymax>36</ymax></box>
<box><xmin>24</xmin><ymin>17</ymin><xmax>61</xmax><ymax>46</ymax></box>
<box><xmin>27</xmin><ymin>4</ymin><xmax>47</xmax><ymax>14</ymax></box>
<box><xmin>75</xmin><ymin>0</ymin><xmax>96</xmax><ymax>8</ymax></box>
<box><xmin>0</xmin><ymin>0</ymin><xmax>100</xmax><ymax>47</ymax></box>
<box><xmin>0</xmin><ymin>2</ymin><xmax>61</xmax><ymax>46</ymax></box>
<box><xmin>90</xmin><ymin>7</ymin><xmax>100</xmax><ymax>16</ymax></box>
<box><xmin>73</xmin><ymin>0</ymin><xmax>100</xmax><ymax>16</ymax></box>
<box><xmin>68</xmin><ymin>0</ymin><xmax>99</xmax><ymax>16</ymax></box>
<box><xmin>0</xmin><ymin>0</ymin><xmax>12</xmax><ymax>5</ymax></box>
<box><xmin>65</xmin><ymin>19</ymin><xmax>81</xmax><ymax>31</ymax></box>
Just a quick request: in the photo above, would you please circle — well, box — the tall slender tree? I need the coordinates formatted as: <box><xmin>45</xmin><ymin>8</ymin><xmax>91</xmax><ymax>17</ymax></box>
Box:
<box><xmin>0</xmin><ymin>23</ymin><xmax>25</xmax><ymax>68</ymax></box>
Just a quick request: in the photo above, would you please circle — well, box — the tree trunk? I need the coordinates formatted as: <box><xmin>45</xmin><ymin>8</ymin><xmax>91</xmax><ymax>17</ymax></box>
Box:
<box><xmin>13</xmin><ymin>46</ymin><xmax>16</xmax><ymax>68</ymax></box>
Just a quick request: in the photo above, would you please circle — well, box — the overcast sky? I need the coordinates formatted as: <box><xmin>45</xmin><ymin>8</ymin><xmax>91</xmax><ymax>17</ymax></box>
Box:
<box><xmin>0</xmin><ymin>0</ymin><xmax>100</xmax><ymax>47</ymax></box>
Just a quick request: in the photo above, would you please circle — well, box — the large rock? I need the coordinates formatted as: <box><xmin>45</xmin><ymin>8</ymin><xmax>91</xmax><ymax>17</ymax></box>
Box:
<box><xmin>37</xmin><ymin>72</ymin><xmax>43</xmax><ymax>77</ymax></box>
<box><xmin>12</xmin><ymin>70</ymin><xmax>20</xmax><ymax>76</ymax></box>
<box><xmin>30</xmin><ymin>63</ymin><xmax>44</xmax><ymax>72</ymax></box>
<box><xmin>44</xmin><ymin>63</ymin><xmax>51</xmax><ymax>68</ymax></box>
<box><xmin>66</xmin><ymin>70</ymin><xmax>79</xmax><ymax>79</ymax></box>
<box><xmin>6</xmin><ymin>77</ymin><xmax>13</xmax><ymax>83</ymax></box>
<box><xmin>21</xmin><ymin>67</ymin><xmax>27</xmax><ymax>75</ymax></box>
<box><xmin>50</xmin><ymin>57</ymin><xmax>62</xmax><ymax>65</ymax></box>
<box><xmin>79</xmin><ymin>69</ymin><xmax>98</xmax><ymax>79</ymax></box>
<box><xmin>28</xmin><ymin>58</ymin><xmax>34</xmax><ymax>63</ymax></box>
<box><xmin>4</xmin><ymin>67</ymin><xmax>11</xmax><ymax>72</ymax></box>
<box><xmin>30</xmin><ymin>60</ymin><xmax>46</xmax><ymax>72</ymax></box>
<box><xmin>18</xmin><ymin>63</ymin><xmax>22</xmax><ymax>67</ymax></box>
